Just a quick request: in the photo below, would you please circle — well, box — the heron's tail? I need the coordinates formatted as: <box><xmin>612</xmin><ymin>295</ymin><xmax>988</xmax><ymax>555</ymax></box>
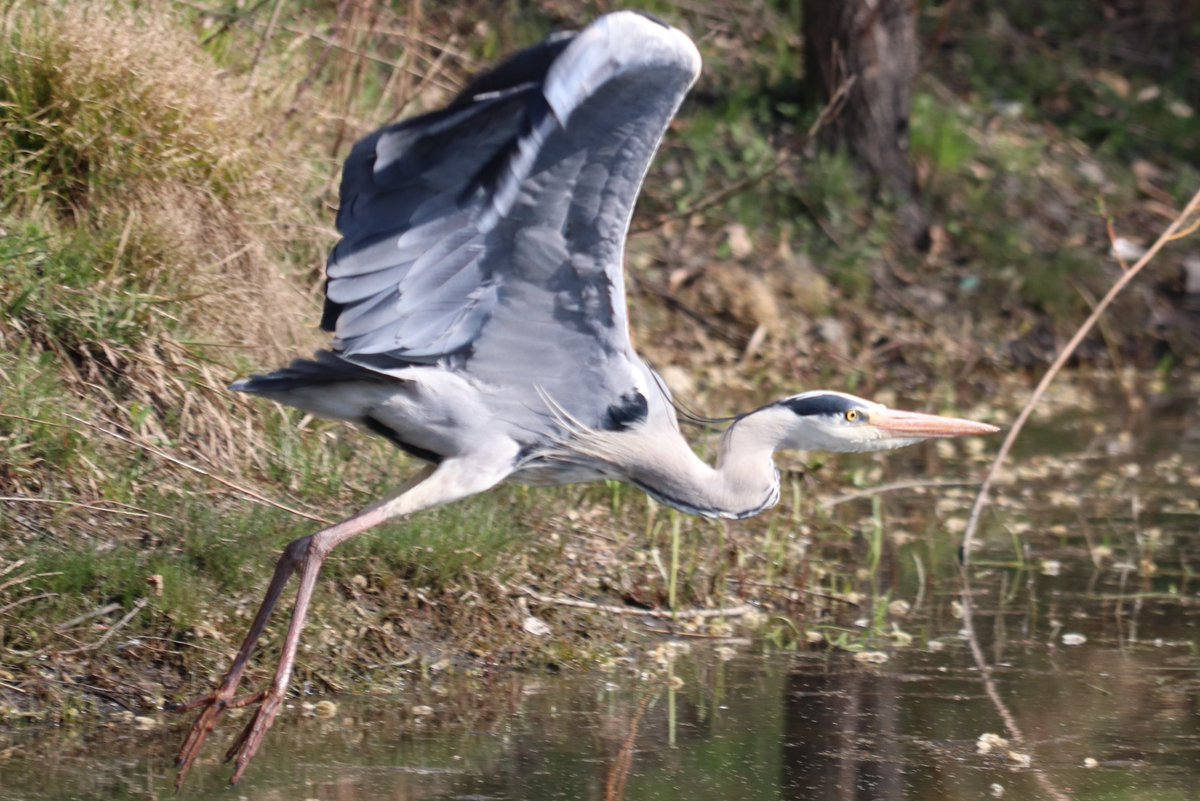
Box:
<box><xmin>230</xmin><ymin>350</ymin><xmax>382</xmax><ymax>395</ymax></box>
<box><xmin>230</xmin><ymin>350</ymin><xmax>409</xmax><ymax>423</ymax></box>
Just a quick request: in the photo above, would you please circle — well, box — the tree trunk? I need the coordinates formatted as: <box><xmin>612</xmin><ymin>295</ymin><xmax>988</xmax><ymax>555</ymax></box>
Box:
<box><xmin>803</xmin><ymin>0</ymin><xmax>929</xmax><ymax>249</ymax></box>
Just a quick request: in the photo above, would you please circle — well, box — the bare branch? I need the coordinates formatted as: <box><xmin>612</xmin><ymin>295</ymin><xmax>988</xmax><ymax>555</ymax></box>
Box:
<box><xmin>520</xmin><ymin>586</ymin><xmax>753</xmax><ymax>620</ymax></box>
<box><xmin>961</xmin><ymin>187</ymin><xmax>1200</xmax><ymax>561</ymax></box>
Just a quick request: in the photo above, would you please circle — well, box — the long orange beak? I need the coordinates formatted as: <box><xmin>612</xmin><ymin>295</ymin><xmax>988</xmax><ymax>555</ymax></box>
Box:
<box><xmin>867</xmin><ymin>409</ymin><xmax>1000</xmax><ymax>438</ymax></box>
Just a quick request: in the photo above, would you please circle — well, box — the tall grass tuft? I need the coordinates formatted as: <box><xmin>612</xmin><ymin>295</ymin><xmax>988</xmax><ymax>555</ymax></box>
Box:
<box><xmin>0</xmin><ymin>0</ymin><xmax>322</xmax><ymax>477</ymax></box>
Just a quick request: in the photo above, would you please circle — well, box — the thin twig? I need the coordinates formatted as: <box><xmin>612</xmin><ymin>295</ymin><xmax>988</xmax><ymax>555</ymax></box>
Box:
<box><xmin>0</xmin><ymin>593</ymin><xmax>57</xmax><ymax>615</ymax></box>
<box><xmin>12</xmin><ymin>674</ymin><xmax>140</xmax><ymax>712</ymax></box>
<box><xmin>632</xmin><ymin>153</ymin><xmax>788</xmax><ymax>235</ymax></box>
<box><xmin>911</xmin><ymin>551</ymin><xmax>926</xmax><ymax>613</ymax></box>
<box><xmin>172</xmin><ymin>0</ymin><xmax>455</xmax><ymax>87</ymax></box>
<box><xmin>724</xmin><ymin>577</ymin><xmax>858</xmax><ymax>606</ymax></box>
<box><xmin>194</xmin><ymin>0</ymin><xmax>273</xmax><ymax>46</ymax></box>
<box><xmin>386</xmin><ymin>38</ymin><xmax>458</xmax><ymax>123</ymax></box>
<box><xmin>1169</xmin><ymin>213</ymin><xmax>1200</xmax><ymax>241</ymax></box>
<box><xmin>61</xmin><ymin>598</ymin><xmax>149</xmax><ymax>655</ymax></box>
<box><xmin>920</xmin><ymin>0</ymin><xmax>962</xmax><ymax>69</ymax></box>
<box><xmin>128</xmin><ymin>635</ymin><xmax>231</xmax><ymax>657</ymax></box>
<box><xmin>247</xmin><ymin>0</ymin><xmax>287</xmax><ymax>87</ymax></box>
<box><xmin>284</xmin><ymin>0</ymin><xmax>356</xmax><ymax>119</ymax></box>
<box><xmin>0</xmin><ymin>410</ymin><xmax>329</xmax><ymax>524</ymax></box>
<box><xmin>56</xmin><ymin>602</ymin><xmax>123</xmax><ymax>632</ymax></box>
<box><xmin>0</xmin><ymin>412</ymin><xmax>332</xmax><ymax>525</ymax></box>
<box><xmin>960</xmin><ymin>187</ymin><xmax>1200</xmax><ymax>561</ymax></box>
<box><xmin>336</xmin><ymin>24</ymin><xmax>478</xmax><ymax>66</ymax></box>
<box><xmin>819</xmin><ymin>479</ymin><xmax>980</xmax><ymax>509</ymax></box>
<box><xmin>629</xmin><ymin>273</ymin><xmax>745</xmax><ymax>346</ymax></box>
<box><xmin>520</xmin><ymin>587</ymin><xmax>753</xmax><ymax>620</ymax></box>
<box><xmin>632</xmin><ymin>76</ymin><xmax>855</xmax><ymax>236</ymax></box>
<box><xmin>806</xmin><ymin>73</ymin><xmax>857</xmax><ymax>140</ymax></box>
<box><xmin>0</xmin><ymin>571</ymin><xmax>62</xmax><ymax>595</ymax></box>
<box><xmin>0</xmin><ymin>495</ymin><xmax>171</xmax><ymax>520</ymax></box>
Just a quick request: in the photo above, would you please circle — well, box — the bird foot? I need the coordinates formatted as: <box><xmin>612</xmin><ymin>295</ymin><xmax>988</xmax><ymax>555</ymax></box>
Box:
<box><xmin>170</xmin><ymin>686</ymin><xmax>269</xmax><ymax>790</ymax></box>
<box><xmin>223</xmin><ymin>689</ymin><xmax>287</xmax><ymax>785</ymax></box>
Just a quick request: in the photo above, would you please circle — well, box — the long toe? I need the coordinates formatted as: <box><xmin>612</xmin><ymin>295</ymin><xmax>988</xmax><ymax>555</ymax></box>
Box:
<box><xmin>174</xmin><ymin>702</ymin><xmax>226</xmax><ymax>789</ymax></box>
<box><xmin>226</xmin><ymin>689</ymin><xmax>286</xmax><ymax>786</ymax></box>
<box><xmin>173</xmin><ymin>685</ymin><xmax>267</xmax><ymax>785</ymax></box>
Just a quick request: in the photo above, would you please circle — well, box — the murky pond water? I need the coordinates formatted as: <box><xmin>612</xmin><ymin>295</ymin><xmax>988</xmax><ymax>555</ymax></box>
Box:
<box><xmin>3</xmin><ymin>387</ymin><xmax>1197</xmax><ymax>800</ymax></box>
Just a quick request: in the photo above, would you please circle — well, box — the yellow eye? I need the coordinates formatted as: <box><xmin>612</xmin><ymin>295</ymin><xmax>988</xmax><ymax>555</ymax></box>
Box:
<box><xmin>844</xmin><ymin>409</ymin><xmax>861</xmax><ymax>422</ymax></box>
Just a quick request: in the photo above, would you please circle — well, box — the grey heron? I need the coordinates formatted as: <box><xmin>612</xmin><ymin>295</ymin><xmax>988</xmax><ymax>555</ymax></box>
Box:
<box><xmin>173</xmin><ymin>11</ymin><xmax>997</xmax><ymax>786</ymax></box>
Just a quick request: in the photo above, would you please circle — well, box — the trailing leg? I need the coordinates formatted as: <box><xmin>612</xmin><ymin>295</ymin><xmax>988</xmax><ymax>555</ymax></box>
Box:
<box><xmin>172</xmin><ymin>455</ymin><xmax>514</xmax><ymax>787</ymax></box>
<box><xmin>172</xmin><ymin>533</ymin><xmax>311</xmax><ymax>787</ymax></box>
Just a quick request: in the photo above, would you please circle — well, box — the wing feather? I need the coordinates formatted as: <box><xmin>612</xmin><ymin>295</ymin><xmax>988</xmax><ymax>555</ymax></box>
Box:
<box><xmin>320</xmin><ymin>11</ymin><xmax>700</xmax><ymax>425</ymax></box>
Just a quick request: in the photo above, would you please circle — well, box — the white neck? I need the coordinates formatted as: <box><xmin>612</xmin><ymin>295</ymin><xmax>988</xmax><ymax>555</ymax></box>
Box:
<box><xmin>558</xmin><ymin>408</ymin><xmax>788</xmax><ymax>520</ymax></box>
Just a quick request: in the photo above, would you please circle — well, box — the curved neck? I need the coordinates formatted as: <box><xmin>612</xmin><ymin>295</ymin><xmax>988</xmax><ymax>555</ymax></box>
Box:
<box><xmin>591</xmin><ymin>411</ymin><xmax>784</xmax><ymax>520</ymax></box>
<box><xmin>710</xmin><ymin>410</ymin><xmax>785</xmax><ymax>516</ymax></box>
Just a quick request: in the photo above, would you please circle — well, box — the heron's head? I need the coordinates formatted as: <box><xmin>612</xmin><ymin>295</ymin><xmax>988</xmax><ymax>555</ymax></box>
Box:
<box><xmin>756</xmin><ymin>390</ymin><xmax>999</xmax><ymax>454</ymax></box>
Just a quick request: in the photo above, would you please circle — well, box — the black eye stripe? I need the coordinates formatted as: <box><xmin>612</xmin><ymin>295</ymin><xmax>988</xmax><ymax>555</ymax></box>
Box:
<box><xmin>780</xmin><ymin>395</ymin><xmax>857</xmax><ymax>416</ymax></box>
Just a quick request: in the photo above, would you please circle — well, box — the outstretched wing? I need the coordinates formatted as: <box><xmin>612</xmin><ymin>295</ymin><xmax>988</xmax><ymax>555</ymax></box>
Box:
<box><xmin>321</xmin><ymin>12</ymin><xmax>700</xmax><ymax>426</ymax></box>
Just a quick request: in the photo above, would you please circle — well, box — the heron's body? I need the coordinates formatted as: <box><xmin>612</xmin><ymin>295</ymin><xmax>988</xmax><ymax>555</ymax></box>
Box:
<box><xmin>234</xmin><ymin>11</ymin><xmax>699</xmax><ymax>502</ymax></box>
<box><xmin>175</xmin><ymin>12</ymin><xmax>996</xmax><ymax>787</ymax></box>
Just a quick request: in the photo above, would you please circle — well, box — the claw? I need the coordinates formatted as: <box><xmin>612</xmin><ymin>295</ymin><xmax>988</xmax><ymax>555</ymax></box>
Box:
<box><xmin>172</xmin><ymin>696</ymin><xmax>226</xmax><ymax>790</ymax></box>
<box><xmin>222</xmin><ymin>691</ymin><xmax>271</xmax><ymax>763</ymax></box>
<box><xmin>168</xmin><ymin>539</ymin><xmax>308</xmax><ymax>789</ymax></box>
<box><xmin>168</xmin><ymin>529</ymin><xmax>338</xmax><ymax>788</ymax></box>
<box><xmin>225</xmin><ymin>692</ymin><xmax>285</xmax><ymax>785</ymax></box>
<box><xmin>224</xmin><ymin>718</ymin><xmax>252</xmax><ymax>764</ymax></box>
<box><xmin>170</xmin><ymin>685</ymin><xmax>273</xmax><ymax>789</ymax></box>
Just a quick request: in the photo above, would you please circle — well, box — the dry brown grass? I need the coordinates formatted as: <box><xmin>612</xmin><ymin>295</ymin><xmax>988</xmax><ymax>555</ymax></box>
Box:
<box><xmin>1</xmin><ymin>0</ymin><xmax>329</xmax><ymax>478</ymax></box>
<box><xmin>5</xmin><ymin>0</ymin><xmax>318</xmax><ymax>344</ymax></box>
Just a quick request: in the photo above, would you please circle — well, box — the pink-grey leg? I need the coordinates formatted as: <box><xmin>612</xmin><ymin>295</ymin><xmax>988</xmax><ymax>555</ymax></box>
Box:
<box><xmin>170</xmin><ymin>458</ymin><xmax>512</xmax><ymax>788</ymax></box>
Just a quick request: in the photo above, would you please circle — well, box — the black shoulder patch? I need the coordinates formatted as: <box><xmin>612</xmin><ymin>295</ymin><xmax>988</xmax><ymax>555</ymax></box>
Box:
<box><xmin>603</xmin><ymin>391</ymin><xmax>649</xmax><ymax>431</ymax></box>
<box><xmin>780</xmin><ymin>394</ymin><xmax>856</xmax><ymax>417</ymax></box>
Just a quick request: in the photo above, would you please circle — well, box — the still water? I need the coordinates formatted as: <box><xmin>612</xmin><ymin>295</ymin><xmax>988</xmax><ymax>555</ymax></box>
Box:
<box><xmin>2</xmin><ymin>388</ymin><xmax>1197</xmax><ymax>800</ymax></box>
